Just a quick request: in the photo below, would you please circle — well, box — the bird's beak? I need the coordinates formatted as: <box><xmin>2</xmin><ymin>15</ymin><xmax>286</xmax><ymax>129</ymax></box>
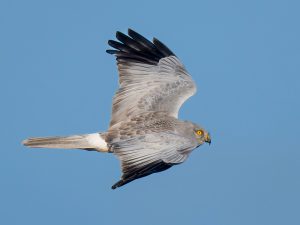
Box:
<box><xmin>205</xmin><ymin>133</ymin><xmax>211</xmax><ymax>145</ymax></box>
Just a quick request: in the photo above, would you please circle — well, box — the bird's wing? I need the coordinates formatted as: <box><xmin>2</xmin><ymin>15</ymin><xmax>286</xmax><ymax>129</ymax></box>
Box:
<box><xmin>107</xmin><ymin>29</ymin><xmax>197</xmax><ymax>127</ymax></box>
<box><xmin>110</xmin><ymin>132</ymin><xmax>196</xmax><ymax>189</ymax></box>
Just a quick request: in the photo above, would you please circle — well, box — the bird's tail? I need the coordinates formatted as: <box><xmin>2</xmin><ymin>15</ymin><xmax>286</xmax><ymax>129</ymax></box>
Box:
<box><xmin>22</xmin><ymin>133</ymin><xmax>108</xmax><ymax>152</ymax></box>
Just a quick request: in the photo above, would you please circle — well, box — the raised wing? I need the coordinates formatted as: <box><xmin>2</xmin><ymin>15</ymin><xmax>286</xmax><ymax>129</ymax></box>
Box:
<box><xmin>107</xmin><ymin>29</ymin><xmax>197</xmax><ymax>127</ymax></box>
<box><xmin>109</xmin><ymin>132</ymin><xmax>197</xmax><ymax>189</ymax></box>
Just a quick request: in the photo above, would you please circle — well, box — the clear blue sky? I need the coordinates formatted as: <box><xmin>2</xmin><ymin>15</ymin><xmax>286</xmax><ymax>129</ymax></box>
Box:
<box><xmin>1</xmin><ymin>0</ymin><xmax>299</xmax><ymax>224</ymax></box>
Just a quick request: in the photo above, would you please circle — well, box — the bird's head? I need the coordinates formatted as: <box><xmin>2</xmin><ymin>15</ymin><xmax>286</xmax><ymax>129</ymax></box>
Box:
<box><xmin>191</xmin><ymin>123</ymin><xmax>211</xmax><ymax>146</ymax></box>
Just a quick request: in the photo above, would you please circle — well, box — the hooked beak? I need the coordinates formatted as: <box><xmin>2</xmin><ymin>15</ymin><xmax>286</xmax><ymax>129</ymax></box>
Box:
<box><xmin>205</xmin><ymin>133</ymin><xmax>211</xmax><ymax>145</ymax></box>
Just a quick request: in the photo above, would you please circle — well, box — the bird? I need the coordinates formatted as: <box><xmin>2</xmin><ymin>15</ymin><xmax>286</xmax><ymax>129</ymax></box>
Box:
<box><xmin>22</xmin><ymin>29</ymin><xmax>211</xmax><ymax>189</ymax></box>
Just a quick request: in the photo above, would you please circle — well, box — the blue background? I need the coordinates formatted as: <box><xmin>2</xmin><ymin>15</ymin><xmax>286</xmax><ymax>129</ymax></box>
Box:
<box><xmin>1</xmin><ymin>0</ymin><xmax>299</xmax><ymax>224</ymax></box>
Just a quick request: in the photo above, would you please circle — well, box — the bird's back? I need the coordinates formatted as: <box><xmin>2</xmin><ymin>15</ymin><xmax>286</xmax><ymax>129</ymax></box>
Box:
<box><xmin>105</xmin><ymin>111</ymin><xmax>192</xmax><ymax>144</ymax></box>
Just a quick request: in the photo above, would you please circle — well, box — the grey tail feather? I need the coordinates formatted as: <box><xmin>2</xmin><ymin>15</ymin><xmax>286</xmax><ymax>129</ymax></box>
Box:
<box><xmin>22</xmin><ymin>133</ymin><xmax>108</xmax><ymax>152</ymax></box>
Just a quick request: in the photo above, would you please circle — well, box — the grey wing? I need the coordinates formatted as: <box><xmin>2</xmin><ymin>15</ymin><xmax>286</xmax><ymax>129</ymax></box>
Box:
<box><xmin>107</xmin><ymin>29</ymin><xmax>197</xmax><ymax>127</ymax></box>
<box><xmin>110</xmin><ymin>133</ymin><xmax>197</xmax><ymax>189</ymax></box>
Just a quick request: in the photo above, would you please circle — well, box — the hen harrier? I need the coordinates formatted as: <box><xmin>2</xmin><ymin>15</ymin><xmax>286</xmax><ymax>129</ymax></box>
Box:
<box><xmin>23</xmin><ymin>29</ymin><xmax>211</xmax><ymax>189</ymax></box>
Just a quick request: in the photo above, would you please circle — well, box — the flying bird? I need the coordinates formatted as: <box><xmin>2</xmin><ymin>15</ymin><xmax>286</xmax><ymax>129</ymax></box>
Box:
<box><xmin>23</xmin><ymin>29</ymin><xmax>211</xmax><ymax>189</ymax></box>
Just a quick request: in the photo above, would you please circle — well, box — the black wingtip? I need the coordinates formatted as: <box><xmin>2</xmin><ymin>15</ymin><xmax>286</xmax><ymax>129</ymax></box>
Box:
<box><xmin>106</xmin><ymin>29</ymin><xmax>175</xmax><ymax>64</ymax></box>
<box><xmin>106</xmin><ymin>49</ymin><xmax>117</xmax><ymax>54</ymax></box>
<box><xmin>115</xmin><ymin>31</ymin><xmax>123</xmax><ymax>39</ymax></box>
<box><xmin>153</xmin><ymin>37</ymin><xmax>175</xmax><ymax>56</ymax></box>
<box><xmin>128</xmin><ymin>28</ymin><xmax>134</xmax><ymax>33</ymax></box>
<box><xmin>127</xmin><ymin>28</ymin><xmax>142</xmax><ymax>39</ymax></box>
<box><xmin>111</xmin><ymin>180</ymin><xmax>124</xmax><ymax>190</ymax></box>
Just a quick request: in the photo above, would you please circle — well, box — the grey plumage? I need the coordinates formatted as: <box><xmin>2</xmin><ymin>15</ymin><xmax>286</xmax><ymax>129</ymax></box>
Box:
<box><xmin>104</xmin><ymin>112</ymin><xmax>201</xmax><ymax>189</ymax></box>
<box><xmin>23</xmin><ymin>133</ymin><xmax>108</xmax><ymax>152</ymax></box>
<box><xmin>23</xmin><ymin>29</ymin><xmax>211</xmax><ymax>189</ymax></box>
<box><xmin>108</xmin><ymin>54</ymin><xmax>196</xmax><ymax>126</ymax></box>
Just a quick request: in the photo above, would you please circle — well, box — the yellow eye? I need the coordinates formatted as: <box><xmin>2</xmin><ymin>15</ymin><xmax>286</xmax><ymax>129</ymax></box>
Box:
<box><xmin>196</xmin><ymin>130</ymin><xmax>203</xmax><ymax>136</ymax></box>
